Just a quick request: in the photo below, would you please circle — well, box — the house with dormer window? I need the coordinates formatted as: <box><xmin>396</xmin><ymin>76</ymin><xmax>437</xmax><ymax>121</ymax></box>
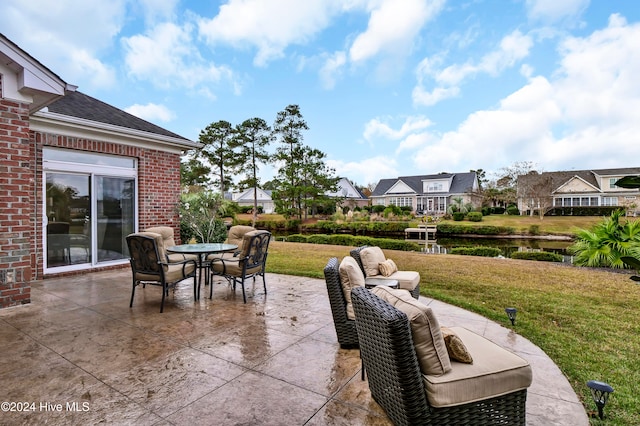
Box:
<box><xmin>516</xmin><ymin>167</ymin><xmax>640</xmax><ymax>216</ymax></box>
<box><xmin>370</xmin><ymin>172</ymin><xmax>480</xmax><ymax>215</ymax></box>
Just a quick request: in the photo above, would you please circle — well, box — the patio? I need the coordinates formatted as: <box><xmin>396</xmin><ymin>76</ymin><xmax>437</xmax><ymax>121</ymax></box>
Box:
<box><xmin>0</xmin><ymin>269</ymin><xmax>587</xmax><ymax>425</ymax></box>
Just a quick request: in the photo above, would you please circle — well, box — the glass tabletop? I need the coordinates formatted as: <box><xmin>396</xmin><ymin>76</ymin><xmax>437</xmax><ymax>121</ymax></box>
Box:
<box><xmin>166</xmin><ymin>243</ymin><xmax>237</xmax><ymax>254</ymax></box>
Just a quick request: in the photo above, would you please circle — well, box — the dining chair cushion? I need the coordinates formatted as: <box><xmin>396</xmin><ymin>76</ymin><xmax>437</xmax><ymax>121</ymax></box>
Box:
<box><xmin>226</xmin><ymin>225</ymin><xmax>256</xmax><ymax>247</ymax></box>
<box><xmin>131</xmin><ymin>232</ymin><xmax>196</xmax><ymax>282</ymax></box>
<box><xmin>371</xmin><ymin>286</ymin><xmax>451</xmax><ymax>376</ymax></box>
<box><xmin>211</xmin><ymin>259</ymin><xmax>262</xmax><ymax>276</ymax></box>
<box><xmin>359</xmin><ymin>246</ymin><xmax>386</xmax><ymax>277</ymax></box>
<box><xmin>144</xmin><ymin>226</ymin><xmax>198</xmax><ymax>263</ymax></box>
<box><xmin>423</xmin><ymin>326</ymin><xmax>532</xmax><ymax>407</ymax></box>
<box><xmin>338</xmin><ymin>256</ymin><xmax>365</xmax><ymax>320</ymax></box>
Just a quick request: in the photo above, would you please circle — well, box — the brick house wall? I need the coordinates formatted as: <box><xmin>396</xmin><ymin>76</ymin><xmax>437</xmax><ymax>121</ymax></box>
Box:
<box><xmin>0</xmin><ymin>77</ymin><xmax>33</xmax><ymax>307</ymax></box>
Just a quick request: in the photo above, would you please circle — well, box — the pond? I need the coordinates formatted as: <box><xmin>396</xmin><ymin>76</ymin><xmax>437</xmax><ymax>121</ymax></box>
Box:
<box><xmin>417</xmin><ymin>236</ymin><xmax>574</xmax><ymax>262</ymax></box>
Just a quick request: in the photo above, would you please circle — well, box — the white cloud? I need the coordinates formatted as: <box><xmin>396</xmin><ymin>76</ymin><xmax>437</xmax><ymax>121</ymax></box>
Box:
<box><xmin>2</xmin><ymin>0</ymin><xmax>124</xmax><ymax>88</ymax></box>
<box><xmin>363</xmin><ymin>116</ymin><xmax>433</xmax><ymax>141</ymax></box>
<box><xmin>125</xmin><ymin>103</ymin><xmax>175</xmax><ymax>122</ymax></box>
<box><xmin>328</xmin><ymin>157</ymin><xmax>398</xmax><ymax>186</ymax></box>
<box><xmin>122</xmin><ymin>22</ymin><xmax>237</xmax><ymax>92</ymax></box>
<box><xmin>413</xmin><ymin>30</ymin><xmax>533</xmax><ymax>106</ymax></box>
<box><xmin>526</xmin><ymin>0</ymin><xmax>589</xmax><ymax>23</ymax></box>
<box><xmin>197</xmin><ymin>0</ymin><xmax>342</xmax><ymax>66</ymax></box>
<box><xmin>412</xmin><ymin>14</ymin><xmax>640</xmax><ymax>174</ymax></box>
<box><xmin>349</xmin><ymin>0</ymin><xmax>445</xmax><ymax>63</ymax></box>
<box><xmin>319</xmin><ymin>51</ymin><xmax>347</xmax><ymax>89</ymax></box>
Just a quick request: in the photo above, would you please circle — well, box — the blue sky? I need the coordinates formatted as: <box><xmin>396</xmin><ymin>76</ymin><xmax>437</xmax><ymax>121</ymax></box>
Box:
<box><xmin>4</xmin><ymin>0</ymin><xmax>640</xmax><ymax>187</ymax></box>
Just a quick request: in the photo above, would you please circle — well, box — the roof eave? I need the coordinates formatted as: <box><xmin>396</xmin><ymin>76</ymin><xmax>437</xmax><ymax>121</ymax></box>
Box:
<box><xmin>31</xmin><ymin>110</ymin><xmax>201</xmax><ymax>153</ymax></box>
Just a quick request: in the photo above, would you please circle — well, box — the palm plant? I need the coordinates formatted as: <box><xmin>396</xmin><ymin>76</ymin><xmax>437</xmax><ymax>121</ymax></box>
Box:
<box><xmin>569</xmin><ymin>209</ymin><xmax>640</xmax><ymax>268</ymax></box>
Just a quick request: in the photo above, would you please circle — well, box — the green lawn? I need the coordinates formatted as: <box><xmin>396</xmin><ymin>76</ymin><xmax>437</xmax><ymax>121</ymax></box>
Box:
<box><xmin>266</xmin><ymin>238</ymin><xmax>640</xmax><ymax>425</ymax></box>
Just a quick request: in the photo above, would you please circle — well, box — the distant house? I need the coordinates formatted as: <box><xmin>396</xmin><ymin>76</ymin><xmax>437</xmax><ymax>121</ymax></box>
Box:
<box><xmin>517</xmin><ymin>167</ymin><xmax>640</xmax><ymax>216</ymax></box>
<box><xmin>370</xmin><ymin>172</ymin><xmax>481</xmax><ymax>215</ymax></box>
<box><xmin>232</xmin><ymin>188</ymin><xmax>275</xmax><ymax>213</ymax></box>
<box><xmin>0</xmin><ymin>34</ymin><xmax>197</xmax><ymax>309</ymax></box>
<box><xmin>326</xmin><ymin>177</ymin><xmax>369</xmax><ymax>210</ymax></box>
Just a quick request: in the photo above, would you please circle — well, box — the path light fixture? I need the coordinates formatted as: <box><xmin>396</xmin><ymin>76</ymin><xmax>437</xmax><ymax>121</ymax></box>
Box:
<box><xmin>505</xmin><ymin>307</ymin><xmax>517</xmax><ymax>326</ymax></box>
<box><xmin>587</xmin><ymin>380</ymin><xmax>614</xmax><ymax>420</ymax></box>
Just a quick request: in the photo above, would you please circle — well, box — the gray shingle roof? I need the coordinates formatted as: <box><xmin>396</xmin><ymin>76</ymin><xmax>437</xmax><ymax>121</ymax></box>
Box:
<box><xmin>371</xmin><ymin>172</ymin><xmax>477</xmax><ymax>196</ymax></box>
<box><xmin>47</xmin><ymin>91</ymin><xmax>190</xmax><ymax>140</ymax></box>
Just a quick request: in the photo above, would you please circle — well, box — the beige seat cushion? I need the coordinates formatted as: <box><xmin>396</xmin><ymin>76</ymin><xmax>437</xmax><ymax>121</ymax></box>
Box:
<box><xmin>372</xmin><ymin>286</ymin><xmax>451</xmax><ymax>376</ymax></box>
<box><xmin>359</xmin><ymin>246</ymin><xmax>386</xmax><ymax>276</ymax></box>
<box><xmin>423</xmin><ymin>326</ymin><xmax>532</xmax><ymax>408</ymax></box>
<box><xmin>338</xmin><ymin>256</ymin><xmax>365</xmax><ymax>320</ymax></box>
<box><xmin>132</xmin><ymin>232</ymin><xmax>196</xmax><ymax>281</ymax></box>
<box><xmin>385</xmin><ymin>270</ymin><xmax>420</xmax><ymax>292</ymax></box>
<box><xmin>144</xmin><ymin>226</ymin><xmax>198</xmax><ymax>263</ymax></box>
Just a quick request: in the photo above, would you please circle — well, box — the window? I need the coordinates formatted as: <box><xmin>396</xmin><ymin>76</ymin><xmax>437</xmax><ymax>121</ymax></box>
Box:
<box><xmin>389</xmin><ymin>197</ymin><xmax>412</xmax><ymax>207</ymax></box>
<box><xmin>610</xmin><ymin>178</ymin><xmax>619</xmax><ymax>189</ymax></box>
<box><xmin>602</xmin><ymin>197</ymin><xmax>618</xmax><ymax>206</ymax></box>
<box><xmin>424</xmin><ymin>181</ymin><xmax>446</xmax><ymax>192</ymax></box>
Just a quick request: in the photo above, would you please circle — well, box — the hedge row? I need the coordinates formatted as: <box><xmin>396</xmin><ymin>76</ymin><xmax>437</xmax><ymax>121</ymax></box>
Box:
<box><xmin>437</xmin><ymin>223</ymin><xmax>516</xmax><ymax>235</ymax></box>
<box><xmin>235</xmin><ymin>219</ymin><xmax>302</xmax><ymax>232</ymax></box>
<box><xmin>510</xmin><ymin>251</ymin><xmax>564</xmax><ymax>262</ymax></box>
<box><xmin>303</xmin><ymin>220</ymin><xmax>411</xmax><ymax>234</ymax></box>
<box><xmin>283</xmin><ymin>234</ymin><xmax>422</xmax><ymax>251</ymax></box>
<box><xmin>449</xmin><ymin>247</ymin><xmax>502</xmax><ymax>257</ymax></box>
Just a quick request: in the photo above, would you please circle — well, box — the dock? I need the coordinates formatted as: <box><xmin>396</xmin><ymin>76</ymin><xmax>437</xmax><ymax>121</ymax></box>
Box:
<box><xmin>404</xmin><ymin>224</ymin><xmax>437</xmax><ymax>241</ymax></box>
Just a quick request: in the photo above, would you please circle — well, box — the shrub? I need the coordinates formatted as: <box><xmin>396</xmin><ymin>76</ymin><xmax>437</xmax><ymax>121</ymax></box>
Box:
<box><xmin>506</xmin><ymin>205</ymin><xmax>520</xmax><ymax>215</ymax></box>
<box><xmin>492</xmin><ymin>207</ymin><xmax>506</xmax><ymax>214</ymax></box>
<box><xmin>371</xmin><ymin>205</ymin><xmax>386</xmax><ymax>214</ymax></box>
<box><xmin>450</xmin><ymin>246</ymin><xmax>502</xmax><ymax>257</ymax></box>
<box><xmin>467</xmin><ymin>212</ymin><xmax>483</xmax><ymax>222</ymax></box>
<box><xmin>529</xmin><ymin>224</ymin><xmax>540</xmax><ymax>235</ymax></box>
<box><xmin>452</xmin><ymin>212</ymin><xmax>465</xmax><ymax>221</ymax></box>
<box><xmin>511</xmin><ymin>251</ymin><xmax>564</xmax><ymax>262</ymax></box>
<box><xmin>284</xmin><ymin>234</ymin><xmax>308</xmax><ymax>243</ymax></box>
<box><xmin>437</xmin><ymin>223</ymin><xmax>515</xmax><ymax>235</ymax></box>
<box><xmin>327</xmin><ymin>234</ymin><xmax>356</xmax><ymax>246</ymax></box>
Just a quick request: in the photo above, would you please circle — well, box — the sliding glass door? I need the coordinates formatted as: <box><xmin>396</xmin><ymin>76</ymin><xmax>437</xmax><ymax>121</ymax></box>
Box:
<box><xmin>43</xmin><ymin>148</ymin><xmax>137</xmax><ymax>272</ymax></box>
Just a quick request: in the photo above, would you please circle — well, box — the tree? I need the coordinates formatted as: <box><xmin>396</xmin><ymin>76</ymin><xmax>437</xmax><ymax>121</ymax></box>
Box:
<box><xmin>197</xmin><ymin>120</ymin><xmax>236</xmax><ymax>194</ymax></box>
<box><xmin>517</xmin><ymin>172</ymin><xmax>553</xmax><ymax>219</ymax></box>
<box><xmin>569</xmin><ymin>210</ymin><xmax>640</xmax><ymax>268</ymax></box>
<box><xmin>180</xmin><ymin>153</ymin><xmax>211</xmax><ymax>189</ymax></box>
<box><xmin>231</xmin><ymin>118</ymin><xmax>272</xmax><ymax>225</ymax></box>
<box><xmin>272</xmin><ymin>104</ymin><xmax>309</xmax><ymax>216</ymax></box>
<box><xmin>296</xmin><ymin>146</ymin><xmax>339</xmax><ymax>220</ymax></box>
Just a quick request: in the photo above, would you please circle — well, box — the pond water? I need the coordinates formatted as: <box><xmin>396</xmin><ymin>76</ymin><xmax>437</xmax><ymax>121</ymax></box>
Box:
<box><xmin>417</xmin><ymin>237</ymin><xmax>574</xmax><ymax>262</ymax></box>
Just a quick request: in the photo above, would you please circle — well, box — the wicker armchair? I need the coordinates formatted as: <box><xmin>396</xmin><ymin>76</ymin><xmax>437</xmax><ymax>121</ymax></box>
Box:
<box><xmin>351</xmin><ymin>286</ymin><xmax>530</xmax><ymax>426</ymax></box>
<box><xmin>350</xmin><ymin>246</ymin><xmax>421</xmax><ymax>299</ymax></box>
<box><xmin>323</xmin><ymin>257</ymin><xmax>359</xmax><ymax>349</ymax></box>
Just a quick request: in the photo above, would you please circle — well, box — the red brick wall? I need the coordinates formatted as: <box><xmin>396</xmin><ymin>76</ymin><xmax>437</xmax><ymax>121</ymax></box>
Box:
<box><xmin>0</xmin><ymin>81</ymin><xmax>33</xmax><ymax>308</ymax></box>
<box><xmin>31</xmin><ymin>132</ymin><xmax>183</xmax><ymax>279</ymax></box>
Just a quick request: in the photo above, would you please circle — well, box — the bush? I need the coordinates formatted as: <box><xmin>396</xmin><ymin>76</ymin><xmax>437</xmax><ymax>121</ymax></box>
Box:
<box><xmin>307</xmin><ymin>234</ymin><xmax>331</xmax><ymax>245</ymax></box>
<box><xmin>371</xmin><ymin>205</ymin><xmax>386</xmax><ymax>214</ymax></box>
<box><xmin>529</xmin><ymin>224</ymin><xmax>540</xmax><ymax>235</ymax></box>
<box><xmin>492</xmin><ymin>207</ymin><xmax>506</xmax><ymax>214</ymax></box>
<box><xmin>467</xmin><ymin>212</ymin><xmax>483</xmax><ymax>222</ymax></box>
<box><xmin>450</xmin><ymin>246</ymin><xmax>502</xmax><ymax>257</ymax></box>
<box><xmin>284</xmin><ymin>234</ymin><xmax>308</xmax><ymax>243</ymax></box>
<box><xmin>437</xmin><ymin>223</ymin><xmax>515</xmax><ymax>235</ymax></box>
<box><xmin>506</xmin><ymin>205</ymin><xmax>520</xmax><ymax>215</ymax></box>
<box><xmin>511</xmin><ymin>251</ymin><xmax>564</xmax><ymax>262</ymax></box>
<box><xmin>452</xmin><ymin>212</ymin><xmax>465</xmax><ymax>221</ymax></box>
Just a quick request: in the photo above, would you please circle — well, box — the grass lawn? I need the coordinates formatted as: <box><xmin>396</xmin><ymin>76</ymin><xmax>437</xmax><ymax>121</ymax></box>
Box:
<box><xmin>266</xmin><ymin>240</ymin><xmax>640</xmax><ymax>425</ymax></box>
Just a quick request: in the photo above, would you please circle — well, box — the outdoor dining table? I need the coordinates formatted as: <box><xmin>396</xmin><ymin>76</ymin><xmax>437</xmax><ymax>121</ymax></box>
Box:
<box><xmin>166</xmin><ymin>243</ymin><xmax>237</xmax><ymax>299</ymax></box>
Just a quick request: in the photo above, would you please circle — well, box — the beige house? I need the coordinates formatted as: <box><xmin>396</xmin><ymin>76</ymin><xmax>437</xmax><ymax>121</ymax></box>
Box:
<box><xmin>517</xmin><ymin>167</ymin><xmax>640</xmax><ymax>216</ymax></box>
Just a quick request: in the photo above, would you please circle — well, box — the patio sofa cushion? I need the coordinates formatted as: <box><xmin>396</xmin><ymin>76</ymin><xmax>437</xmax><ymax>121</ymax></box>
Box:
<box><xmin>357</xmin><ymin>246</ymin><xmax>420</xmax><ymax>295</ymax></box>
<box><xmin>371</xmin><ymin>286</ymin><xmax>451</xmax><ymax>376</ymax></box>
<box><xmin>423</xmin><ymin>326</ymin><xmax>532</xmax><ymax>408</ymax></box>
<box><xmin>441</xmin><ymin>327</ymin><xmax>473</xmax><ymax>364</ymax></box>
<box><xmin>339</xmin><ymin>256</ymin><xmax>365</xmax><ymax>320</ymax></box>
<box><xmin>378</xmin><ymin>259</ymin><xmax>397</xmax><ymax>277</ymax></box>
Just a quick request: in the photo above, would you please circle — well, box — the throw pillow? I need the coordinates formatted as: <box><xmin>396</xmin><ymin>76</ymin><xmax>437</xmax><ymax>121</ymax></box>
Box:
<box><xmin>371</xmin><ymin>286</ymin><xmax>451</xmax><ymax>376</ymax></box>
<box><xmin>441</xmin><ymin>327</ymin><xmax>473</xmax><ymax>364</ymax></box>
<box><xmin>378</xmin><ymin>259</ymin><xmax>398</xmax><ymax>277</ymax></box>
<box><xmin>338</xmin><ymin>256</ymin><xmax>366</xmax><ymax>320</ymax></box>
<box><xmin>360</xmin><ymin>246</ymin><xmax>386</xmax><ymax>276</ymax></box>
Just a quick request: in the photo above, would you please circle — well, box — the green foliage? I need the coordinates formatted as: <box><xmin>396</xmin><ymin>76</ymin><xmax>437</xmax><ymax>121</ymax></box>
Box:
<box><xmin>568</xmin><ymin>210</ymin><xmax>640</xmax><ymax>268</ymax></box>
<box><xmin>307</xmin><ymin>234</ymin><xmax>330</xmax><ymax>244</ymax></box>
<box><xmin>284</xmin><ymin>234</ymin><xmax>308</xmax><ymax>242</ymax></box>
<box><xmin>449</xmin><ymin>246</ymin><xmax>502</xmax><ymax>257</ymax></box>
<box><xmin>506</xmin><ymin>205</ymin><xmax>520</xmax><ymax>215</ymax></box>
<box><xmin>511</xmin><ymin>251</ymin><xmax>564</xmax><ymax>262</ymax></box>
<box><xmin>437</xmin><ymin>223</ymin><xmax>515</xmax><ymax>235</ymax></box>
<box><xmin>467</xmin><ymin>212</ymin><xmax>483</xmax><ymax>222</ymax></box>
<box><xmin>528</xmin><ymin>224</ymin><xmax>540</xmax><ymax>235</ymax></box>
<box><xmin>452</xmin><ymin>212</ymin><xmax>465</xmax><ymax>221</ymax></box>
<box><xmin>282</xmin><ymin>233</ymin><xmax>421</xmax><ymax>251</ymax></box>
<box><xmin>371</xmin><ymin>205</ymin><xmax>386</xmax><ymax>214</ymax></box>
<box><xmin>177</xmin><ymin>191</ymin><xmax>229</xmax><ymax>243</ymax></box>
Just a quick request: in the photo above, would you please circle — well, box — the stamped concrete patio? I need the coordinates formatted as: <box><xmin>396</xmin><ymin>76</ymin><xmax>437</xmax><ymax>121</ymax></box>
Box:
<box><xmin>0</xmin><ymin>269</ymin><xmax>588</xmax><ymax>425</ymax></box>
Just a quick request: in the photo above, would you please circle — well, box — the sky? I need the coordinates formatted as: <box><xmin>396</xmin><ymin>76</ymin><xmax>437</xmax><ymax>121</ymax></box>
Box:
<box><xmin>4</xmin><ymin>0</ymin><xmax>640</xmax><ymax>187</ymax></box>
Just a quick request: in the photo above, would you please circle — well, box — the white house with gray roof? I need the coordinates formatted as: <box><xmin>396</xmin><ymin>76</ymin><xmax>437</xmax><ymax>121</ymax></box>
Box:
<box><xmin>370</xmin><ymin>172</ymin><xmax>481</xmax><ymax>215</ymax></box>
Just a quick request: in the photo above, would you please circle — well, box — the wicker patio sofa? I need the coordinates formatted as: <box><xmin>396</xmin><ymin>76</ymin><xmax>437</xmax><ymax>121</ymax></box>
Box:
<box><xmin>323</xmin><ymin>257</ymin><xmax>359</xmax><ymax>348</ymax></box>
<box><xmin>350</xmin><ymin>246</ymin><xmax>421</xmax><ymax>299</ymax></box>
<box><xmin>351</xmin><ymin>286</ymin><xmax>532</xmax><ymax>425</ymax></box>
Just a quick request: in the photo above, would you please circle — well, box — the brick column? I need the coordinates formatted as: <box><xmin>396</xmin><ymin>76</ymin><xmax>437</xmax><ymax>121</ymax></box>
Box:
<box><xmin>0</xmin><ymin>79</ymin><xmax>33</xmax><ymax>308</ymax></box>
